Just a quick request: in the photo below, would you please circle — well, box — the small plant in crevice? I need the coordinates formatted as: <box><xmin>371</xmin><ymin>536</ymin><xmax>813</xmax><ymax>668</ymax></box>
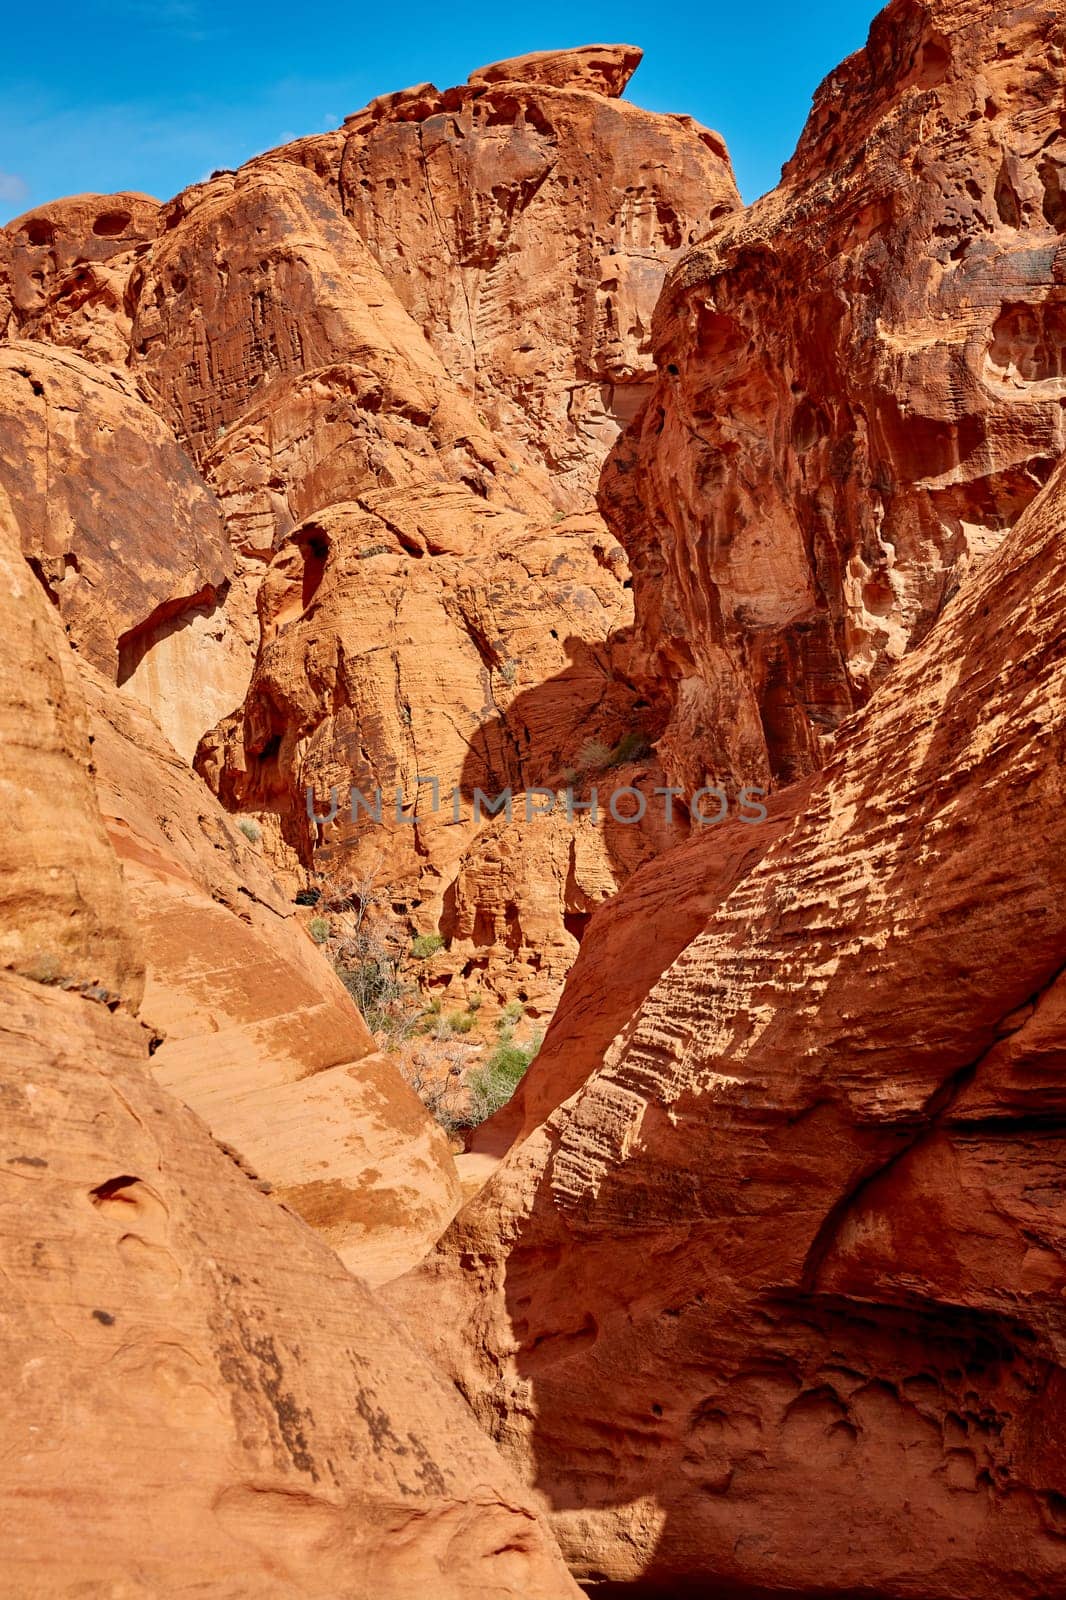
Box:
<box><xmin>574</xmin><ymin>730</ymin><xmax>654</xmax><ymax>777</ymax></box>
<box><xmin>577</xmin><ymin>737</ymin><xmax>613</xmax><ymax>772</ymax></box>
<box><xmin>237</xmin><ymin>817</ymin><xmax>261</xmax><ymax>844</ymax></box>
<box><xmin>398</xmin><ymin>1059</ymin><xmax>465</xmax><ymax>1138</ymax></box>
<box><xmin>608</xmin><ymin>729</ymin><xmax>653</xmax><ymax>767</ymax></box>
<box><xmin>411</xmin><ymin>931</ymin><xmax>445</xmax><ymax>961</ymax></box>
<box><xmin>311</xmin><ymin>863</ymin><xmax>433</xmax><ymax>1048</ymax></box>
<box><xmin>464</xmin><ymin>1032</ymin><xmax>542</xmax><ymax>1126</ymax></box>
<box><xmin>308</xmin><ymin>916</ymin><xmax>331</xmax><ymax>944</ymax></box>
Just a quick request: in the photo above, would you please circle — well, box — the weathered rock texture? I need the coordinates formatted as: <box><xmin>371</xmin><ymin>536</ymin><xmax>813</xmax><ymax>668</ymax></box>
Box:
<box><xmin>0</xmin><ymin>340</ymin><xmax>247</xmax><ymax>758</ymax></box>
<box><xmin>1</xmin><ymin>375</ymin><xmax>462</xmax><ymax>1276</ymax></box>
<box><xmin>603</xmin><ymin>0</ymin><xmax>1066</xmax><ymax>796</ymax></box>
<box><xmin>0</xmin><ymin>975</ymin><xmax>581</xmax><ymax>1600</ymax></box>
<box><xmin>0</xmin><ymin>49</ymin><xmax>737</xmax><ymax>1006</ymax></box>
<box><xmin>81</xmin><ymin>661</ymin><xmax>462</xmax><ymax>1282</ymax></box>
<box><xmin>340</xmin><ymin>53</ymin><xmax>738</xmax><ymax>506</ymax></box>
<box><xmin>196</xmin><ymin>489</ymin><xmax>685</xmax><ymax>1008</ymax></box>
<box><xmin>468</xmin><ymin>44</ymin><xmax>644</xmax><ymax>97</ymax></box>
<box><xmin>0</xmin><ymin>483</ymin><xmax>139</xmax><ymax>997</ymax></box>
<box><xmin>0</xmin><ymin>447</ymin><xmax>579</xmax><ymax>1598</ymax></box>
<box><xmin>467</xmin><ymin>784</ymin><xmax>805</xmax><ymax>1157</ymax></box>
<box><xmin>0</xmin><ymin>191</ymin><xmax>160</xmax><ymax>363</ymax></box>
<box><xmin>391</xmin><ymin>448</ymin><xmax>1066</xmax><ymax>1595</ymax></box>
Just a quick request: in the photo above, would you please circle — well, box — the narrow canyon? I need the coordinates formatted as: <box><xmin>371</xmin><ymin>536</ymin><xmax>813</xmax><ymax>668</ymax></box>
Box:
<box><xmin>3</xmin><ymin>5</ymin><xmax>1066</xmax><ymax>1596</ymax></box>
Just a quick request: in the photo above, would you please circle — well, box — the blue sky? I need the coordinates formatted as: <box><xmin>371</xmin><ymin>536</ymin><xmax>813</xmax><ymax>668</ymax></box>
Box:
<box><xmin>0</xmin><ymin>0</ymin><xmax>882</xmax><ymax>224</ymax></box>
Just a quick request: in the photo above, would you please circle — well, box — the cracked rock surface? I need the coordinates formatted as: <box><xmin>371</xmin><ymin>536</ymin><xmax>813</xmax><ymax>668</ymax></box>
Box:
<box><xmin>390</xmin><ymin>254</ymin><xmax>1066</xmax><ymax>1600</ymax></box>
<box><xmin>602</xmin><ymin>0</ymin><xmax>1066</xmax><ymax>797</ymax></box>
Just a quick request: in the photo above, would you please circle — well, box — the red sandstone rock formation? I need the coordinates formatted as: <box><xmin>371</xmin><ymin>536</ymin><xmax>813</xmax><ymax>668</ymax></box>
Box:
<box><xmin>195</xmin><ymin>488</ymin><xmax>685</xmax><ymax>1008</ymax></box>
<box><xmin>0</xmin><ymin>970</ymin><xmax>582</xmax><ymax>1599</ymax></box>
<box><xmin>0</xmin><ymin>340</ymin><xmax>248</xmax><ymax>759</ymax></box>
<box><xmin>82</xmin><ymin>662</ymin><xmax>462</xmax><ymax>1282</ymax></box>
<box><xmin>0</xmin><ymin>468</ymin><xmax>580</xmax><ymax>1599</ymax></box>
<box><xmin>602</xmin><ymin>0</ymin><xmax>1066</xmax><ymax>796</ymax></box>
<box><xmin>0</xmin><ymin>482</ymin><xmax>139</xmax><ymax>995</ymax></box>
<box><xmin>0</xmin><ymin>191</ymin><xmax>159</xmax><ymax>363</ymax></box>
<box><xmin>0</xmin><ymin>47</ymin><xmax>737</xmax><ymax>1010</ymax></box>
<box><xmin>392</xmin><ymin>428</ymin><xmax>1066</xmax><ymax>1598</ymax></box>
<box><xmin>9</xmin><ymin>14</ymin><xmax>1066</xmax><ymax>1594</ymax></box>
<box><xmin>467</xmin><ymin>44</ymin><xmax>644</xmax><ymax>97</ymax></box>
<box><xmin>340</xmin><ymin>52</ymin><xmax>737</xmax><ymax>506</ymax></box>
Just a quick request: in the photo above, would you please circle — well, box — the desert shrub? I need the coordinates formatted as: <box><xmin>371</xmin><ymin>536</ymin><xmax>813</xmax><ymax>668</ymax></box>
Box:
<box><xmin>312</xmin><ymin>864</ymin><xmax>428</xmax><ymax>1045</ymax></box>
<box><xmin>399</xmin><ymin>1061</ymin><xmax>464</xmax><ymax>1137</ymax></box>
<box><xmin>411</xmin><ymin>932</ymin><xmax>445</xmax><ymax>961</ymax></box>
<box><xmin>237</xmin><ymin>817</ymin><xmax>261</xmax><ymax>844</ymax></box>
<box><xmin>308</xmin><ymin>916</ymin><xmax>331</xmax><ymax>943</ymax></box>
<box><xmin>337</xmin><ymin>954</ymin><xmax>409</xmax><ymax>1034</ymax></box>
<box><xmin>498</xmin><ymin>658</ymin><xmax>519</xmax><ymax>686</ymax></box>
<box><xmin>445</xmin><ymin>1009</ymin><xmax>475</xmax><ymax>1035</ymax></box>
<box><xmin>465</xmin><ymin>1033</ymin><xmax>541</xmax><ymax>1125</ymax></box>
<box><xmin>577</xmin><ymin>738</ymin><xmax>613</xmax><ymax>772</ymax></box>
<box><xmin>500</xmin><ymin>999</ymin><xmax>524</xmax><ymax>1023</ymax></box>
<box><xmin>609</xmin><ymin>730</ymin><xmax>652</xmax><ymax>767</ymax></box>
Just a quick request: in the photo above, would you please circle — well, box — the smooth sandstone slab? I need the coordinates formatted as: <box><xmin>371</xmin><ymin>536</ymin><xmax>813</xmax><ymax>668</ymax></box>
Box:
<box><xmin>81</xmin><ymin>662</ymin><xmax>463</xmax><ymax>1282</ymax></box>
<box><xmin>0</xmin><ymin>972</ymin><xmax>580</xmax><ymax>1599</ymax></box>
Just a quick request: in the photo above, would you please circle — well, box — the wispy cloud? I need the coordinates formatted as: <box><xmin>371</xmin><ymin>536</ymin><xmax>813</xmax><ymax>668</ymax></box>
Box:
<box><xmin>0</xmin><ymin>171</ymin><xmax>28</xmax><ymax>206</ymax></box>
<box><xmin>0</xmin><ymin>72</ymin><xmax>363</xmax><ymax>223</ymax></box>
<box><xmin>103</xmin><ymin>0</ymin><xmax>215</xmax><ymax>42</ymax></box>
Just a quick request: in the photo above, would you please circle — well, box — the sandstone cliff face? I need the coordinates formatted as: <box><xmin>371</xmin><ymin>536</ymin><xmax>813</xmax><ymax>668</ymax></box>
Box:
<box><xmin>340</xmin><ymin>47</ymin><xmax>738</xmax><ymax>506</ymax></box>
<box><xmin>0</xmin><ymin>450</ymin><xmax>579</xmax><ymax>1599</ymax></box>
<box><xmin>603</xmin><ymin>0</ymin><xmax>1066</xmax><ymax>796</ymax></box>
<box><xmin>81</xmin><ymin>662</ymin><xmax>462</xmax><ymax>1283</ymax></box>
<box><xmin>195</xmin><ymin>487</ymin><xmax>684</xmax><ymax>1007</ymax></box>
<box><xmin>0</xmin><ymin>49</ymin><xmax>736</xmax><ymax>1010</ymax></box>
<box><xmin>0</xmin><ymin>191</ymin><xmax>160</xmax><ymax>363</ymax></box>
<box><xmin>12</xmin><ymin>16</ymin><xmax>1066</xmax><ymax>1594</ymax></box>
<box><xmin>0</xmin><ymin>483</ymin><xmax>139</xmax><ymax>997</ymax></box>
<box><xmin>0</xmin><ymin>340</ymin><xmax>248</xmax><ymax>759</ymax></box>
<box><xmin>391</xmin><ymin>449</ymin><xmax>1066</xmax><ymax>1595</ymax></box>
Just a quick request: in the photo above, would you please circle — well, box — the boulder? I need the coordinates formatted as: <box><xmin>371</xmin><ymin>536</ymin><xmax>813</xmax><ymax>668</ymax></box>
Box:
<box><xmin>468</xmin><ymin>44</ymin><xmax>644</xmax><ymax>98</ymax></box>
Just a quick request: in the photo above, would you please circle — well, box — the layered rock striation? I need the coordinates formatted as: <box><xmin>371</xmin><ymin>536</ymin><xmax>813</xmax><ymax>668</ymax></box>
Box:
<box><xmin>603</xmin><ymin>0</ymin><xmax>1066</xmax><ymax>795</ymax></box>
<box><xmin>393</xmin><ymin>409</ymin><xmax>1066</xmax><ymax>1600</ymax></box>
<box><xmin>0</xmin><ymin>44</ymin><xmax>737</xmax><ymax>1005</ymax></box>
<box><xmin>0</xmin><ymin>447</ymin><xmax>580</xmax><ymax>1599</ymax></box>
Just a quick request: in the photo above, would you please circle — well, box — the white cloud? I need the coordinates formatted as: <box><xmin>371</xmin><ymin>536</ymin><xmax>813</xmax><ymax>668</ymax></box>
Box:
<box><xmin>0</xmin><ymin>171</ymin><xmax>28</xmax><ymax>206</ymax></box>
<box><xmin>106</xmin><ymin>0</ymin><xmax>211</xmax><ymax>38</ymax></box>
